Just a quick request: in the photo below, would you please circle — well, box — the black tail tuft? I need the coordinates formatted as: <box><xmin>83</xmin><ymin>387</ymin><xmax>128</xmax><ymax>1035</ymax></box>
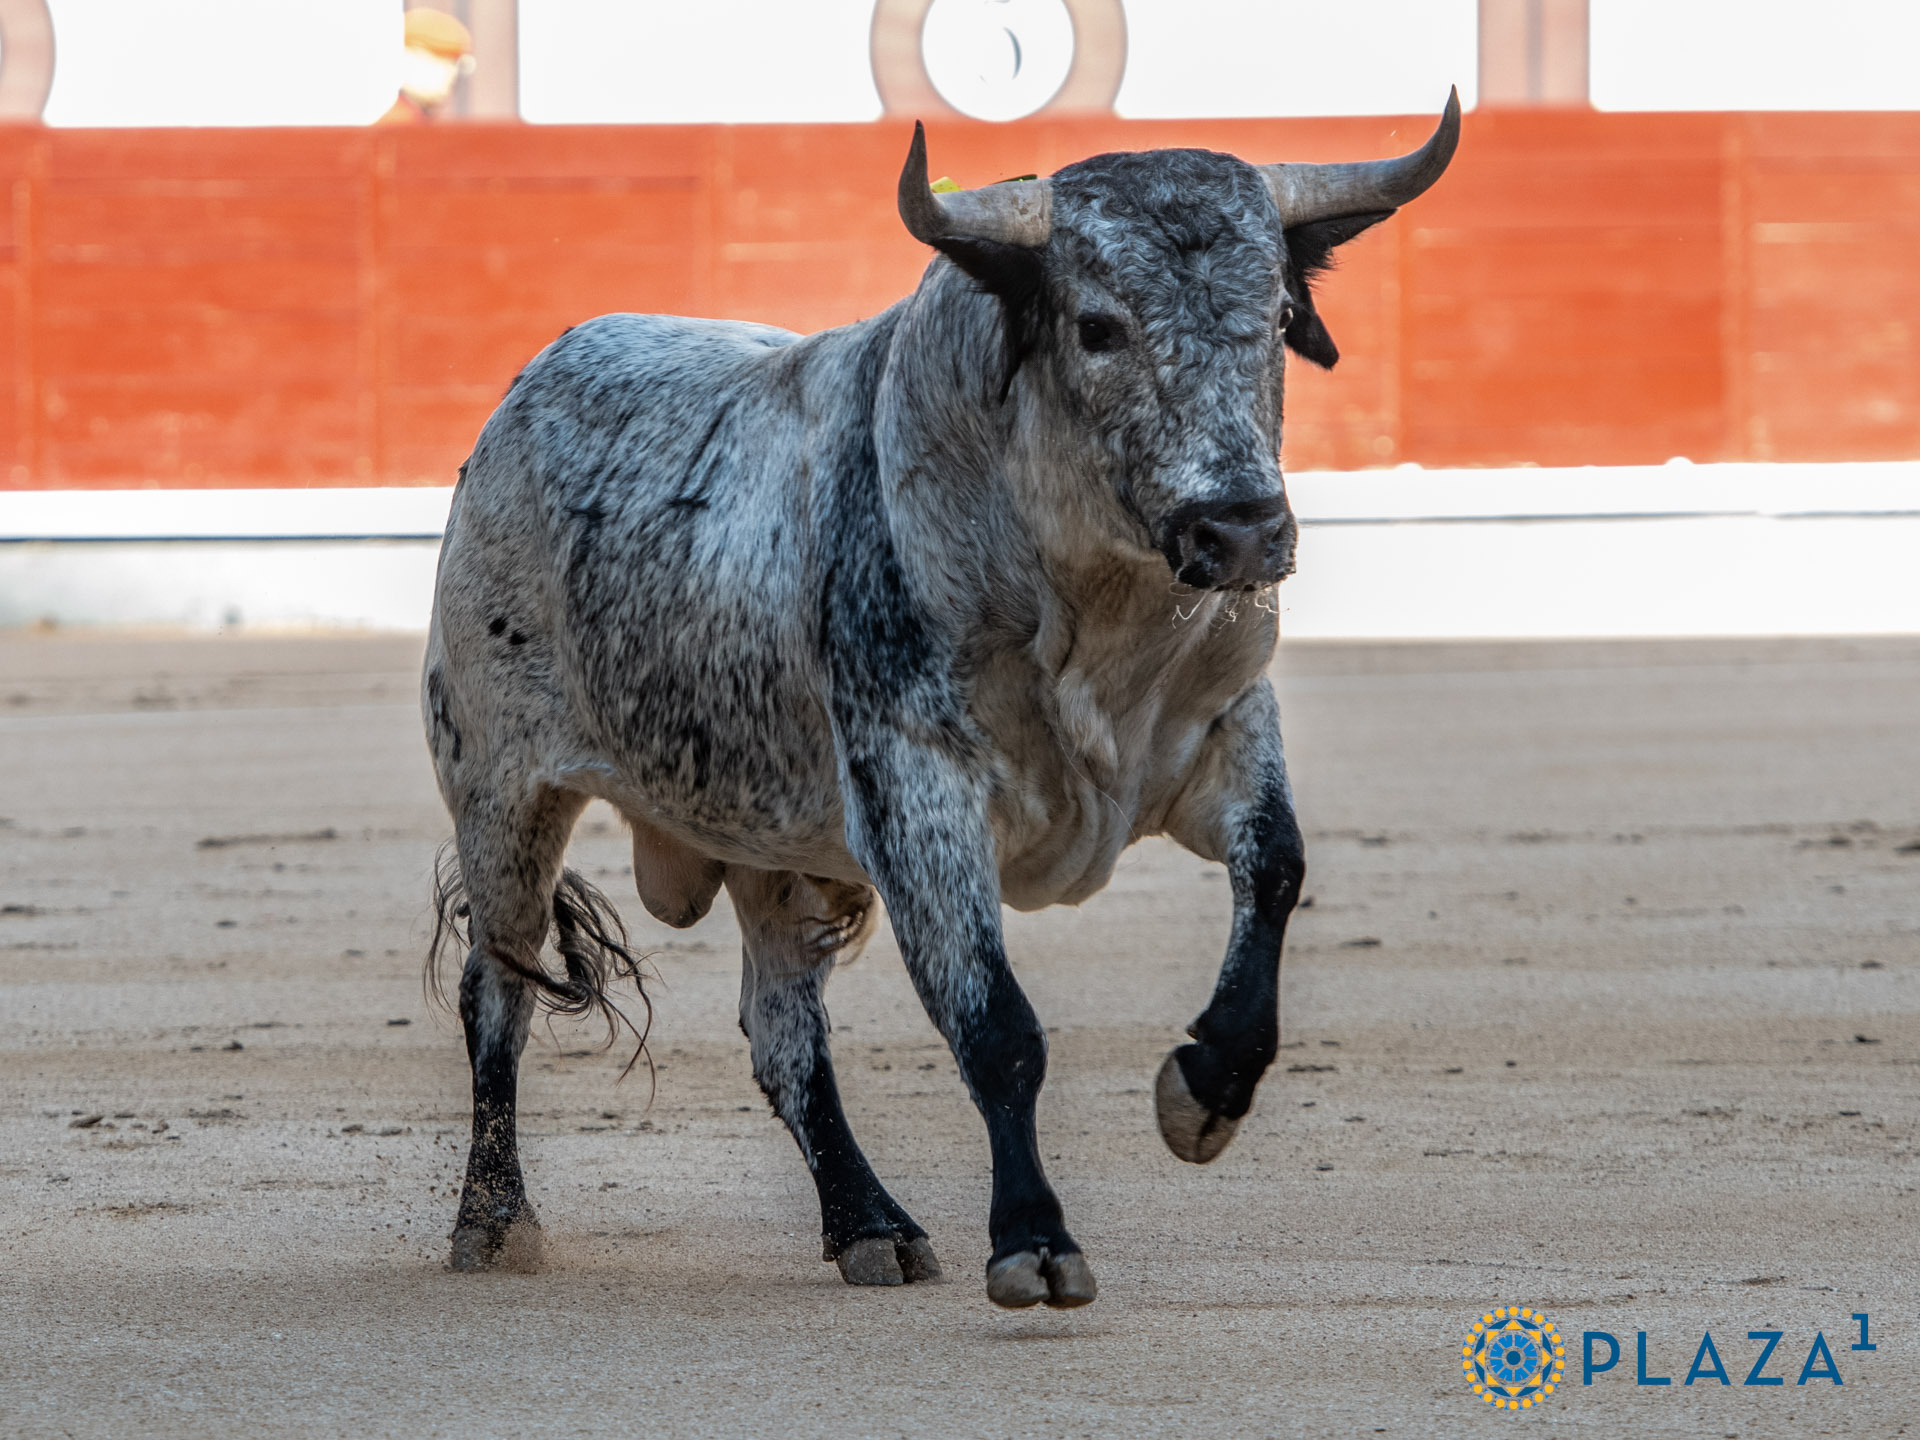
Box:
<box><xmin>425</xmin><ymin>840</ymin><xmax>471</xmax><ymax>1014</ymax></box>
<box><xmin>549</xmin><ymin>866</ymin><xmax>656</xmax><ymax>1076</ymax></box>
<box><xmin>425</xmin><ymin>843</ymin><xmax>655</xmax><ymax>1078</ymax></box>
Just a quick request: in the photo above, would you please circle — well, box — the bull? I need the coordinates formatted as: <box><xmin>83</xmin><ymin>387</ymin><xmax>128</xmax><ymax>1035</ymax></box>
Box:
<box><xmin>423</xmin><ymin>94</ymin><xmax>1459</xmax><ymax>1308</ymax></box>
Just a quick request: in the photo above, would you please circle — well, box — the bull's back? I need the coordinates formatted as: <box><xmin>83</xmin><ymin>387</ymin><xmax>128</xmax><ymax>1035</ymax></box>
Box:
<box><xmin>433</xmin><ymin>312</ymin><xmax>866</xmax><ymax>866</ymax></box>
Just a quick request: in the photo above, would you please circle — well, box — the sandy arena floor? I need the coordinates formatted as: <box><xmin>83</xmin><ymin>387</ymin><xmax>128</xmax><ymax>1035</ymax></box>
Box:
<box><xmin>0</xmin><ymin>631</ymin><xmax>1914</xmax><ymax>1438</ymax></box>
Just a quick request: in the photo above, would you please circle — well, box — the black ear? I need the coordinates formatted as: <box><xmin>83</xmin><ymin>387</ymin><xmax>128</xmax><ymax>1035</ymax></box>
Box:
<box><xmin>1286</xmin><ymin>308</ymin><xmax>1340</xmax><ymax>368</ymax></box>
<box><xmin>932</xmin><ymin>236</ymin><xmax>1045</xmax><ymax>309</ymax></box>
<box><xmin>932</xmin><ymin>236</ymin><xmax>1048</xmax><ymax>401</ymax></box>
<box><xmin>1286</xmin><ymin>210</ymin><xmax>1394</xmax><ymax>284</ymax></box>
<box><xmin>1283</xmin><ymin>209</ymin><xmax>1394</xmax><ymax>369</ymax></box>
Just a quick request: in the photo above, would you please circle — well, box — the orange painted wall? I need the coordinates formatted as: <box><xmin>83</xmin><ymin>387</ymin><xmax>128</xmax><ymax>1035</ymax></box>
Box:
<box><xmin>2</xmin><ymin>110</ymin><xmax>1917</xmax><ymax>491</ymax></box>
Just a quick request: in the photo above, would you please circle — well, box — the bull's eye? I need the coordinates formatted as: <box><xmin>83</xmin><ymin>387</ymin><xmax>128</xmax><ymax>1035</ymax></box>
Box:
<box><xmin>1076</xmin><ymin>314</ymin><xmax>1121</xmax><ymax>353</ymax></box>
<box><xmin>1280</xmin><ymin>302</ymin><xmax>1297</xmax><ymax>330</ymax></box>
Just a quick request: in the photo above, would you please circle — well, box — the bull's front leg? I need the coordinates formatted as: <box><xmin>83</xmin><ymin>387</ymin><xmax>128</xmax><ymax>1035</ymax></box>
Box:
<box><xmin>838</xmin><ymin>731</ymin><xmax>1096</xmax><ymax>1310</ymax></box>
<box><xmin>1159</xmin><ymin>678</ymin><xmax>1306</xmax><ymax>1163</ymax></box>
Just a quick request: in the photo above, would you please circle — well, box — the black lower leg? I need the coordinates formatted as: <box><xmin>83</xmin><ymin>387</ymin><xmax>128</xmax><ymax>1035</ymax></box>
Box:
<box><xmin>452</xmin><ymin>953</ymin><xmax>537</xmax><ymax>1267</ymax></box>
<box><xmin>1174</xmin><ymin>921</ymin><xmax>1281</xmax><ymax>1121</ymax></box>
<box><xmin>958</xmin><ymin>970</ymin><xmax>1071</xmax><ymax>1264</ymax></box>
<box><xmin>1175</xmin><ymin>792</ymin><xmax>1304</xmax><ymax>1120</ymax></box>
<box><xmin>740</xmin><ymin>951</ymin><xmax>928</xmax><ymax>1269</ymax></box>
<box><xmin>771</xmin><ymin>1034</ymin><xmax>925</xmax><ymax>1257</ymax></box>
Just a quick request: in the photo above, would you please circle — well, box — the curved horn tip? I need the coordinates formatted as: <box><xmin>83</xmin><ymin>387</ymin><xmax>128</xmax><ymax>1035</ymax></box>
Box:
<box><xmin>895</xmin><ymin>120</ymin><xmax>1054</xmax><ymax>249</ymax></box>
<box><xmin>902</xmin><ymin>120</ymin><xmax>928</xmax><ymax>185</ymax></box>
<box><xmin>1425</xmin><ymin>84</ymin><xmax>1463</xmax><ymax>171</ymax></box>
<box><xmin>898</xmin><ymin>120</ymin><xmax>940</xmax><ymax>245</ymax></box>
<box><xmin>1262</xmin><ymin>83</ymin><xmax>1463</xmax><ymax>225</ymax></box>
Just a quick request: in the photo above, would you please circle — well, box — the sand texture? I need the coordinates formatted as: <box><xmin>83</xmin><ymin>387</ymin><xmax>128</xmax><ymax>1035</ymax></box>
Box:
<box><xmin>1</xmin><ymin>632</ymin><xmax>1914</xmax><ymax>1437</ymax></box>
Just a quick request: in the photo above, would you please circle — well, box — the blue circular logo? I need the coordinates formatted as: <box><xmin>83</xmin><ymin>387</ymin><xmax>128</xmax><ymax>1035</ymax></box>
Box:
<box><xmin>1462</xmin><ymin>1307</ymin><xmax>1566</xmax><ymax>1411</ymax></box>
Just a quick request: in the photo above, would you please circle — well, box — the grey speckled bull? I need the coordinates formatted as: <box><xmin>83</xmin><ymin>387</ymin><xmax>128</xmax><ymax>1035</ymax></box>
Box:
<box><xmin>422</xmin><ymin>93</ymin><xmax>1459</xmax><ymax>1308</ymax></box>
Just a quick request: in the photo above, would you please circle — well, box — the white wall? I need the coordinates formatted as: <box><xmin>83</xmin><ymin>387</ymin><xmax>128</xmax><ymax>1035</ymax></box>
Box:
<box><xmin>0</xmin><ymin>540</ymin><xmax>440</xmax><ymax>631</ymax></box>
<box><xmin>1115</xmin><ymin>0</ymin><xmax>1477</xmax><ymax>118</ymax></box>
<box><xmin>32</xmin><ymin>0</ymin><xmax>1920</xmax><ymax>129</ymax></box>
<box><xmin>7</xmin><ymin>465</ymin><xmax>1918</xmax><ymax>637</ymax></box>
<box><xmin>42</xmin><ymin>0</ymin><xmax>399</xmax><ymax>128</ymax></box>
<box><xmin>1592</xmin><ymin>0</ymin><xmax>1920</xmax><ymax>112</ymax></box>
<box><xmin>517</xmin><ymin>0</ymin><xmax>883</xmax><ymax>124</ymax></box>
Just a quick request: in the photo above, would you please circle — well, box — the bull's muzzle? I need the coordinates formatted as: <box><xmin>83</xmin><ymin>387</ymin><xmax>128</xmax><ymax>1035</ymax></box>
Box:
<box><xmin>1160</xmin><ymin>494</ymin><xmax>1297</xmax><ymax>592</ymax></box>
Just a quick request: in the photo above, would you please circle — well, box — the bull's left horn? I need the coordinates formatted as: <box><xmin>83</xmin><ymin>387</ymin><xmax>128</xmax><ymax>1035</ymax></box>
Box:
<box><xmin>898</xmin><ymin>121</ymin><xmax>1052</xmax><ymax>248</ymax></box>
<box><xmin>1259</xmin><ymin>86</ymin><xmax>1461</xmax><ymax>227</ymax></box>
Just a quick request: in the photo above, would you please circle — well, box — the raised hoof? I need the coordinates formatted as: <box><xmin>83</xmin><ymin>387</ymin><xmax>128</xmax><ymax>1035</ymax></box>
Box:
<box><xmin>986</xmin><ymin>1249</ymin><xmax>1098</xmax><ymax>1310</ymax></box>
<box><xmin>1155</xmin><ymin>1048</ymin><xmax>1241</xmax><ymax>1165</ymax></box>
<box><xmin>834</xmin><ymin>1234</ymin><xmax>944</xmax><ymax>1286</ymax></box>
<box><xmin>448</xmin><ymin>1214</ymin><xmax>545</xmax><ymax>1273</ymax></box>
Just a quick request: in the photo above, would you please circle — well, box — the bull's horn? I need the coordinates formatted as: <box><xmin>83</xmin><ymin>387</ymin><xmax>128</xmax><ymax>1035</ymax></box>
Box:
<box><xmin>898</xmin><ymin>121</ymin><xmax>1052</xmax><ymax>248</ymax></box>
<box><xmin>1260</xmin><ymin>86</ymin><xmax>1461</xmax><ymax>227</ymax></box>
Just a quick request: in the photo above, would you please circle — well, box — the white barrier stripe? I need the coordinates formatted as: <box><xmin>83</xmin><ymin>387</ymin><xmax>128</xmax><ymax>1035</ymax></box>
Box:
<box><xmin>6</xmin><ymin>514</ymin><xmax>1918</xmax><ymax>635</ymax></box>
<box><xmin>1301</xmin><ymin>509</ymin><xmax>1920</xmax><ymax>526</ymax></box>
<box><xmin>1283</xmin><ymin>461</ymin><xmax>1920</xmax><ymax>524</ymax></box>
<box><xmin>0</xmin><ymin>532</ymin><xmax>455</xmax><ymax>544</ymax></box>
<box><xmin>3</xmin><ymin>462</ymin><xmax>1920</xmax><ymax>540</ymax></box>
<box><xmin>0</xmin><ymin>487</ymin><xmax>456</xmax><ymax>542</ymax></box>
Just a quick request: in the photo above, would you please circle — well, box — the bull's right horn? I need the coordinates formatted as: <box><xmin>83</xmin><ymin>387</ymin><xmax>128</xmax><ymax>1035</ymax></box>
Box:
<box><xmin>898</xmin><ymin>121</ymin><xmax>1052</xmax><ymax>249</ymax></box>
<box><xmin>1259</xmin><ymin>86</ymin><xmax>1461</xmax><ymax>227</ymax></box>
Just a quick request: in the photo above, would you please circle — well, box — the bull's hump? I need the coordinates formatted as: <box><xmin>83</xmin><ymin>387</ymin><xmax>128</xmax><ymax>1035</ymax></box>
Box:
<box><xmin>523</xmin><ymin>313</ymin><xmax>798</xmax><ymax>407</ymax></box>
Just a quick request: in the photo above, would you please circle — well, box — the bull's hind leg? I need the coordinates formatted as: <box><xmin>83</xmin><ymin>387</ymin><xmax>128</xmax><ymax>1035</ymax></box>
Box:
<box><xmin>728</xmin><ymin>867</ymin><xmax>942</xmax><ymax>1287</ymax></box>
<box><xmin>443</xmin><ymin>785</ymin><xmax>590</xmax><ymax>1271</ymax></box>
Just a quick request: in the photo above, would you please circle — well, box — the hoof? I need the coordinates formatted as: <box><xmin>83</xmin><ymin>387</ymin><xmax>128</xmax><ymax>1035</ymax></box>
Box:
<box><xmin>834</xmin><ymin>1234</ymin><xmax>944</xmax><ymax>1286</ymax></box>
<box><xmin>1041</xmin><ymin>1250</ymin><xmax>1098</xmax><ymax>1309</ymax></box>
<box><xmin>1155</xmin><ymin>1048</ymin><xmax>1241</xmax><ymax>1164</ymax></box>
<box><xmin>448</xmin><ymin>1213</ymin><xmax>545</xmax><ymax>1273</ymax></box>
<box><xmin>986</xmin><ymin>1252</ymin><xmax>1049</xmax><ymax>1308</ymax></box>
<box><xmin>899</xmin><ymin>1235</ymin><xmax>945</xmax><ymax>1284</ymax></box>
<box><xmin>835</xmin><ymin>1236</ymin><xmax>904</xmax><ymax>1286</ymax></box>
<box><xmin>986</xmin><ymin>1249</ymin><xmax>1098</xmax><ymax>1310</ymax></box>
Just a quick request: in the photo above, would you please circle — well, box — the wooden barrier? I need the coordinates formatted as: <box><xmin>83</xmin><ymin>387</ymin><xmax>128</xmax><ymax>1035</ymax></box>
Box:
<box><xmin>2</xmin><ymin>109</ymin><xmax>1917</xmax><ymax>490</ymax></box>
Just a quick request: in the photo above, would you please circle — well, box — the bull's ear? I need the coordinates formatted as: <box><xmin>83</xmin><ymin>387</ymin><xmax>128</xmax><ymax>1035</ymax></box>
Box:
<box><xmin>1286</xmin><ymin>308</ymin><xmax>1340</xmax><ymax>368</ymax></box>
<box><xmin>931</xmin><ymin>236</ymin><xmax>1048</xmax><ymax>401</ymax></box>
<box><xmin>1285</xmin><ymin>209</ymin><xmax>1395</xmax><ymax>283</ymax></box>
<box><xmin>933</xmin><ymin>236</ymin><xmax>1046</xmax><ymax>310</ymax></box>
<box><xmin>1283</xmin><ymin>209</ymin><xmax>1393</xmax><ymax>369</ymax></box>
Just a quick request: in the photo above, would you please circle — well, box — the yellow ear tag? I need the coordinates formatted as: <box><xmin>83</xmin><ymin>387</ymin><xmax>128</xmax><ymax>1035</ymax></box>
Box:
<box><xmin>929</xmin><ymin>176</ymin><xmax>963</xmax><ymax>194</ymax></box>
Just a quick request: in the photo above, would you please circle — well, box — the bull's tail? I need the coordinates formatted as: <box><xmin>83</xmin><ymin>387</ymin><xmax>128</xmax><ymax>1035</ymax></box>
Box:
<box><xmin>426</xmin><ymin>841</ymin><xmax>655</xmax><ymax>1075</ymax></box>
<box><xmin>549</xmin><ymin>868</ymin><xmax>657</xmax><ymax>1071</ymax></box>
<box><xmin>424</xmin><ymin>841</ymin><xmax>470</xmax><ymax>1013</ymax></box>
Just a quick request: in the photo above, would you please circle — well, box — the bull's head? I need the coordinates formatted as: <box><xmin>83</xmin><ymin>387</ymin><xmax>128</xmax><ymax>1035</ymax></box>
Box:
<box><xmin>899</xmin><ymin>92</ymin><xmax>1459</xmax><ymax>593</ymax></box>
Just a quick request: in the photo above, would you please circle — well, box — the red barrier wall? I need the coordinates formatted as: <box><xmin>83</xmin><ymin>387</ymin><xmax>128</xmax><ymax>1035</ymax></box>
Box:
<box><xmin>3</xmin><ymin>110</ymin><xmax>1917</xmax><ymax>490</ymax></box>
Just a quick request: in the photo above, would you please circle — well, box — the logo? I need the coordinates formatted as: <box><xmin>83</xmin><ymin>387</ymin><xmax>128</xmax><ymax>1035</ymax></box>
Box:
<box><xmin>1462</xmin><ymin>1307</ymin><xmax>1567</xmax><ymax>1410</ymax></box>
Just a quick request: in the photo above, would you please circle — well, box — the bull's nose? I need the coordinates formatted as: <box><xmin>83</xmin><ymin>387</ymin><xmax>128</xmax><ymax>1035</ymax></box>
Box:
<box><xmin>1164</xmin><ymin>499</ymin><xmax>1297</xmax><ymax>591</ymax></box>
